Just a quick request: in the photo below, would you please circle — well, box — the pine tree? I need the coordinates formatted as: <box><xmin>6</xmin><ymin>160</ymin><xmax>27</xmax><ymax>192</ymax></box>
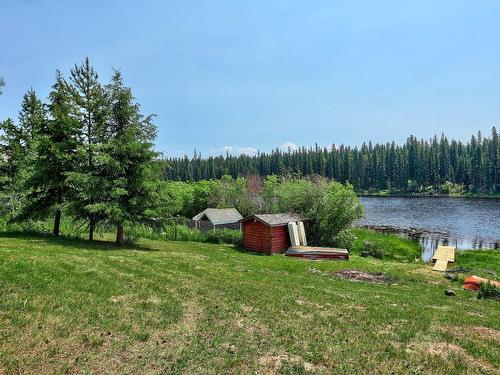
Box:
<box><xmin>67</xmin><ymin>58</ymin><xmax>108</xmax><ymax>240</ymax></box>
<box><xmin>0</xmin><ymin>118</ymin><xmax>24</xmax><ymax>215</ymax></box>
<box><xmin>492</xmin><ymin>127</ymin><xmax>499</xmax><ymax>192</ymax></box>
<box><xmin>97</xmin><ymin>70</ymin><xmax>159</xmax><ymax>245</ymax></box>
<box><xmin>18</xmin><ymin>89</ymin><xmax>46</xmax><ymax>149</ymax></box>
<box><xmin>15</xmin><ymin>72</ymin><xmax>80</xmax><ymax>235</ymax></box>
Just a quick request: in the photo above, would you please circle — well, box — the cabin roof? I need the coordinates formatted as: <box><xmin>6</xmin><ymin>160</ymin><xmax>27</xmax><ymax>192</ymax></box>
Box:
<box><xmin>192</xmin><ymin>208</ymin><xmax>243</xmax><ymax>225</ymax></box>
<box><xmin>241</xmin><ymin>213</ymin><xmax>307</xmax><ymax>227</ymax></box>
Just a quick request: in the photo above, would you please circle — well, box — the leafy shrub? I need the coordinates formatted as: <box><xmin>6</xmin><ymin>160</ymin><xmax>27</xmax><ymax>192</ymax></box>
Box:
<box><xmin>363</xmin><ymin>240</ymin><xmax>385</xmax><ymax>259</ymax></box>
<box><xmin>440</xmin><ymin>181</ymin><xmax>464</xmax><ymax>196</ymax></box>
<box><xmin>314</xmin><ymin>181</ymin><xmax>364</xmax><ymax>245</ymax></box>
<box><xmin>477</xmin><ymin>282</ymin><xmax>500</xmax><ymax>300</ymax></box>
<box><xmin>0</xmin><ymin>219</ymin><xmax>89</xmax><ymax>239</ymax></box>
<box><xmin>333</xmin><ymin>229</ymin><xmax>357</xmax><ymax>250</ymax></box>
<box><xmin>161</xmin><ymin>225</ymin><xmax>242</xmax><ymax>246</ymax></box>
<box><xmin>407</xmin><ymin>179</ymin><xmax>418</xmax><ymax>192</ymax></box>
<box><xmin>204</xmin><ymin>229</ymin><xmax>242</xmax><ymax>246</ymax></box>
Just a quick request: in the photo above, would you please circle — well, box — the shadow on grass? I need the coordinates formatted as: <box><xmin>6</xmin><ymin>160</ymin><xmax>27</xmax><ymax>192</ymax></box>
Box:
<box><xmin>231</xmin><ymin>246</ymin><xmax>269</xmax><ymax>256</ymax></box>
<box><xmin>0</xmin><ymin>231</ymin><xmax>158</xmax><ymax>252</ymax></box>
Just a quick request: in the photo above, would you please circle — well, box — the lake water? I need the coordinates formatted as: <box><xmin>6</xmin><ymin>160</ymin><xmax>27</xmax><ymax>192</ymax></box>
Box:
<box><xmin>358</xmin><ymin>196</ymin><xmax>500</xmax><ymax>261</ymax></box>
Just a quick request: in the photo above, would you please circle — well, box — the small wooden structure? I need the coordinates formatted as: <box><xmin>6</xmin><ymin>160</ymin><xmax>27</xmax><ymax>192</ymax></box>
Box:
<box><xmin>432</xmin><ymin>245</ymin><xmax>456</xmax><ymax>271</ymax></box>
<box><xmin>240</xmin><ymin>213</ymin><xmax>306</xmax><ymax>254</ymax></box>
<box><xmin>191</xmin><ymin>208</ymin><xmax>243</xmax><ymax>231</ymax></box>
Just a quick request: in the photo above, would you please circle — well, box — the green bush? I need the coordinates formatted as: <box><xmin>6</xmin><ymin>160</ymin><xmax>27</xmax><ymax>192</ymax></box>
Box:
<box><xmin>477</xmin><ymin>282</ymin><xmax>500</xmax><ymax>300</ymax></box>
<box><xmin>362</xmin><ymin>240</ymin><xmax>385</xmax><ymax>259</ymax></box>
<box><xmin>161</xmin><ymin>225</ymin><xmax>242</xmax><ymax>246</ymax></box>
<box><xmin>440</xmin><ymin>181</ymin><xmax>464</xmax><ymax>196</ymax></box>
<box><xmin>0</xmin><ymin>218</ymin><xmax>89</xmax><ymax>239</ymax></box>
<box><xmin>315</xmin><ymin>182</ymin><xmax>364</xmax><ymax>246</ymax></box>
<box><xmin>333</xmin><ymin>229</ymin><xmax>357</xmax><ymax>250</ymax></box>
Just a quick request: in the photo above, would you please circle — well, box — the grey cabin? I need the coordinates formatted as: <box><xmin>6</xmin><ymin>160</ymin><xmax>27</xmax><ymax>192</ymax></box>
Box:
<box><xmin>190</xmin><ymin>208</ymin><xmax>243</xmax><ymax>231</ymax></box>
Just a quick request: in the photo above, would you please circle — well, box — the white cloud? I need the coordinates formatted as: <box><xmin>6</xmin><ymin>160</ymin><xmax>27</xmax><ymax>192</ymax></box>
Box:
<box><xmin>280</xmin><ymin>142</ymin><xmax>299</xmax><ymax>152</ymax></box>
<box><xmin>215</xmin><ymin>145</ymin><xmax>258</xmax><ymax>156</ymax></box>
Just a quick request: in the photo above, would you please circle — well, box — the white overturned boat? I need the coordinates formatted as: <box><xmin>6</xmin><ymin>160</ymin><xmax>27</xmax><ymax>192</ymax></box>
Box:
<box><xmin>286</xmin><ymin>246</ymin><xmax>349</xmax><ymax>260</ymax></box>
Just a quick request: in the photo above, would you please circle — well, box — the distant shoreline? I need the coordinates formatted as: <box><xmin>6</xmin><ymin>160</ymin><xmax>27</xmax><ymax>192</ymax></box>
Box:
<box><xmin>357</xmin><ymin>192</ymin><xmax>500</xmax><ymax>200</ymax></box>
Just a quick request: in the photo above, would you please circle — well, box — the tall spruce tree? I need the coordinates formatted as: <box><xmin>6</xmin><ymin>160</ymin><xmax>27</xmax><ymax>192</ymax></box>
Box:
<box><xmin>98</xmin><ymin>70</ymin><xmax>159</xmax><ymax>245</ymax></box>
<box><xmin>15</xmin><ymin>72</ymin><xmax>80</xmax><ymax>235</ymax></box>
<box><xmin>0</xmin><ymin>118</ymin><xmax>24</xmax><ymax>215</ymax></box>
<box><xmin>18</xmin><ymin>89</ymin><xmax>46</xmax><ymax>148</ymax></box>
<box><xmin>492</xmin><ymin>127</ymin><xmax>499</xmax><ymax>192</ymax></box>
<box><xmin>67</xmin><ymin>58</ymin><xmax>108</xmax><ymax>240</ymax></box>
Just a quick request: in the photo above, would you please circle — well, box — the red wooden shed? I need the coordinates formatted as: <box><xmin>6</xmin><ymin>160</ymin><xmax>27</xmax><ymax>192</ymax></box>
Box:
<box><xmin>240</xmin><ymin>213</ymin><xmax>307</xmax><ymax>254</ymax></box>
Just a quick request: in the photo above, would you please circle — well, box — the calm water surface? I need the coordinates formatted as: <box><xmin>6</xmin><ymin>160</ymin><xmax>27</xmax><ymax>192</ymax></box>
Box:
<box><xmin>359</xmin><ymin>197</ymin><xmax>500</xmax><ymax>261</ymax></box>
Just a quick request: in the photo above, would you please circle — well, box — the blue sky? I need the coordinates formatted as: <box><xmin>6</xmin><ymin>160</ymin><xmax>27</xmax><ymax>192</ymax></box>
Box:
<box><xmin>1</xmin><ymin>0</ymin><xmax>499</xmax><ymax>157</ymax></box>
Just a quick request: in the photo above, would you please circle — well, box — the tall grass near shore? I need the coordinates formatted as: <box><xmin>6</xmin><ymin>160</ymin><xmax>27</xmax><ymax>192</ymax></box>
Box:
<box><xmin>351</xmin><ymin>228</ymin><xmax>422</xmax><ymax>262</ymax></box>
<box><xmin>0</xmin><ymin>217</ymin><xmax>242</xmax><ymax>246</ymax></box>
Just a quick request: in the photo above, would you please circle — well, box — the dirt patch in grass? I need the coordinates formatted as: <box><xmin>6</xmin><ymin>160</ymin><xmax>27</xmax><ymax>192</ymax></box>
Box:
<box><xmin>445</xmin><ymin>325</ymin><xmax>500</xmax><ymax>343</ymax></box>
<box><xmin>407</xmin><ymin>341</ymin><xmax>495</xmax><ymax>373</ymax></box>
<box><xmin>331</xmin><ymin>269</ymin><xmax>390</xmax><ymax>283</ymax></box>
<box><xmin>257</xmin><ymin>353</ymin><xmax>325</xmax><ymax>374</ymax></box>
<box><xmin>427</xmin><ymin>342</ymin><xmax>463</xmax><ymax>356</ymax></box>
<box><xmin>235</xmin><ymin>317</ymin><xmax>268</xmax><ymax>336</ymax></box>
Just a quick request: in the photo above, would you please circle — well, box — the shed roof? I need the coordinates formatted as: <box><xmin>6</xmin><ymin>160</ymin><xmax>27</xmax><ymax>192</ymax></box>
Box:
<box><xmin>241</xmin><ymin>213</ymin><xmax>307</xmax><ymax>227</ymax></box>
<box><xmin>192</xmin><ymin>208</ymin><xmax>243</xmax><ymax>225</ymax></box>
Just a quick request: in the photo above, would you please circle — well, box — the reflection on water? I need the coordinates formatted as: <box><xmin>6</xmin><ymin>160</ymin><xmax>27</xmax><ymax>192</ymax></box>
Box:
<box><xmin>417</xmin><ymin>232</ymin><xmax>499</xmax><ymax>262</ymax></box>
<box><xmin>359</xmin><ymin>196</ymin><xmax>500</xmax><ymax>261</ymax></box>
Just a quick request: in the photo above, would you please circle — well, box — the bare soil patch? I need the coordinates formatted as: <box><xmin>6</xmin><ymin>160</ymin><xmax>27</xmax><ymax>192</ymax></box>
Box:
<box><xmin>445</xmin><ymin>325</ymin><xmax>500</xmax><ymax>343</ymax></box>
<box><xmin>257</xmin><ymin>353</ymin><xmax>325</xmax><ymax>374</ymax></box>
<box><xmin>331</xmin><ymin>269</ymin><xmax>390</xmax><ymax>283</ymax></box>
<box><xmin>407</xmin><ymin>341</ymin><xmax>495</xmax><ymax>373</ymax></box>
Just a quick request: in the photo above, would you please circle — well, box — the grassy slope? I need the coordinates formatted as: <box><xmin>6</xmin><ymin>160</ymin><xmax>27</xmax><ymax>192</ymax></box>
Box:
<box><xmin>351</xmin><ymin>228</ymin><xmax>422</xmax><ymax>262</ymax></box>
<box><xmin>454</xmin><ymin>250</ymin><xmax>500</xmax><ymax>279</ymax></box>
<box><xmin>0</xmin><ymin>235</ymin><xmax>499</xmax><ymax>375</ymax></box>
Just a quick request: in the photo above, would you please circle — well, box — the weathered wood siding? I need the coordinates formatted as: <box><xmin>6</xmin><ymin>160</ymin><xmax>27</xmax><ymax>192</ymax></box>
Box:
<box><xmin>242</xmin><ymin>219</ymin><xmax>290</xmax><ymax>254</ymax></box>
<box><xmin>270</xmin><ymin>226</ymin><xmax>290</xmax><ymax>253</ymax></box>
<box><xmin>242</xmin><ymin>220</ymin><xmax>271</xmax><ymax>253</ymax></box>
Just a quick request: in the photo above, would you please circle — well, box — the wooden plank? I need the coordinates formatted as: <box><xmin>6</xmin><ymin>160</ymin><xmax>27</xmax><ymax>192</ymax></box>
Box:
<box><xmin>289</xmin><ymin>246</ymin><xmax>348</xmax><ymax>254</ymax></box>
<box><xmin>298</xmin><ymin>222</ymin><xmax>307</xmax><ymax>246</ymax></box>
<box><xmin>288</xmin><ymin>222</ymin><xmax>300</xmax><ymax>247</ymax></box>
<box><xmin>432</xmin><ymin>246</ymin><xmax>455</xmax><ymax>262</ymax></box>
<box><xmin>432</xmin><ymin>259</ymin><xmax>449</xmax><ymax>272</ymax></box>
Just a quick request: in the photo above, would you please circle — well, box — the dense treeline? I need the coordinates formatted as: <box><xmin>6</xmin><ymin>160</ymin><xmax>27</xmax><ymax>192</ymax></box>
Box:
<box><xmin>164</xmin><ymin>128</ymin><xmax>500</xmax><ymax>194</ymax></box>
<box><xmin>0</xmin><ymin>59</ymin><xmax>161</xmax><ymax>244</ymax></box>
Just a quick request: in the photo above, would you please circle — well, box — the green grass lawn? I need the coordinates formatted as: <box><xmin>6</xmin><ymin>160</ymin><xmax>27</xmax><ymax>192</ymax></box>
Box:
<box><xmin>454</xmin><ymin>250</ymin><xmax>500</xmax><ymax>278</ymax></box>
<box><xmin>351</xmin><ymin>228</ymin><xmax>423</xmax><ymax>262</ymax></box>
<box><xmin>0</xmin><ymin>234</ymin><xmax>499</xmax><ymax>374</ymax></box>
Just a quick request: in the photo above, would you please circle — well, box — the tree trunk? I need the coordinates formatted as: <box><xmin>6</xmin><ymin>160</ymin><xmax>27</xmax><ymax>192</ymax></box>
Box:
<box><xmin>116</xmin><ymin>224</ymin><xmax>124</xmax><ymax>246</ymax></box>
<box><xmin>89</xmin><ymin>219</ymin><xmax>95</xmax><ymax>241</ymax></box>
<box><xmin>53</xmin><ymin>209</ymin><xmax>61</xmax><ymax>236</ymax></box>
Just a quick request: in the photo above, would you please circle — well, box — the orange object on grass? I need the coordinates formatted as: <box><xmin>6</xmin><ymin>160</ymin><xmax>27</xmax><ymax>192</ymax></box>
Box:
<box><xmin>463</xmin><ymin>275</ymin><xmax>500</xmax><ymax>290</ymax></box>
